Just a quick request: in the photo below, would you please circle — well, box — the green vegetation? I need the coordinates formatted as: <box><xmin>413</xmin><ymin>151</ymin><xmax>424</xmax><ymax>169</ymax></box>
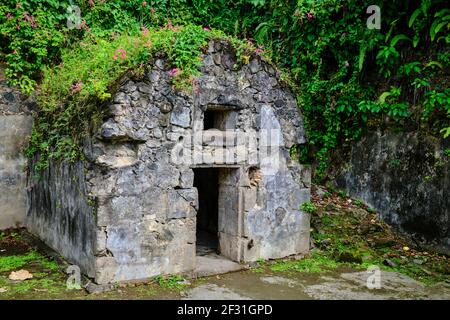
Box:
<box><xmin>389</xmin><ymin>159</ymin><xmax>402</xmax><ymax>168</ymax></box>
<box><xmin>300</xmin><ymin>201</ymin><xmax>317</xmax><ymax>214</ymax></box>
<box><xmin>25</xmin><ymin>24</ymin><xmax>260</xmax><ymax>172</ymax></box>
<box><xmin>444</xmin><ymin>149</ymin><xmax>450</xmax><ymax>157</ymax></box>
<box><xmin>1</xmin><ymin>0</ymin><xmax>448</xmax><ymax>180</ymax></box>
<box><xmin>0</xmin><ymin>251</ymin><xmax>41</xmax><ymax>273</ymax></box>
<box><xmin>154</xmin><ymin>274</ymin><xmax>189</xmax><ymax>290</ymax></box>
<box><xmin>0</xmin><ymin>276</ymin><xmax>66</xmax><ymax>296</ymax></box>
<box><xmin>266</xmin><ymin>195</ymin><xmax>449</xmax><ymax>285</ymax></box>
<box><xmin>353</xmin><ymin>199</ymin><xmax>364</xmax><ymax>207</ymax></box>
<box><xmin>308</xmin><ymin>189</ymin><xmax>449</xmax><ymax>284</ymax></box>
<box><xmin>270</xmin><ymin>251</ymin><xmax>340</xmax><ymax>273</ymax></box>
<box><xmin>0</xmin><ymin>250</ymin><xmax>59</xmax><ymax>273</ymax></box>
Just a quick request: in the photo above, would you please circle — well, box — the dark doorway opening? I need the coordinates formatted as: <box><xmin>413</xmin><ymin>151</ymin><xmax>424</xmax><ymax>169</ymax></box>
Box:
<box><xmin>193</xmin><ymin>168</ymin><xmax>219</xmax><ymax>256</ymax></box>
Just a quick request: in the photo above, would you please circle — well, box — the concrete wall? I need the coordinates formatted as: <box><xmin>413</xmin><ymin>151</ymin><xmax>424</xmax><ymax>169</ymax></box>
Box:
<box><xmin>0</xmin><ymin>68</ymin><xmax>34</xmax><ymax>229</ymax></box>
<box><xmin>336</xmin><ymin>131</ymin><xmax>450</xmax><ymax>255</ymax></box>
<box><xmin>26</xmin><ymin>158</ymin><xmax>97</xmax><ymax>276</ymax></box>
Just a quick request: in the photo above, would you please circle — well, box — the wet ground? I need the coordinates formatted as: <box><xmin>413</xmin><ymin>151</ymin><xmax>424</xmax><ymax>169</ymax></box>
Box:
<box><xmin>1</xmin><ymin>263</ymin><xmax>449</xmax><ymax>300</ymax></box>
<box><xmin>182</xmin><ymin>268</ymin><xmax>450</xmax><ymax>300</ymax></box>
<box><xmin>0</xmin><ymin>228</ymin><xmax>448</xmax><ymax>300</ymax></box>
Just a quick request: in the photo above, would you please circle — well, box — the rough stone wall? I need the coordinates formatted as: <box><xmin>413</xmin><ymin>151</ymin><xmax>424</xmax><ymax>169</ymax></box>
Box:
<box><xmin>0</xmin><ymin>67</ymin><xmax>34</xmax><ymax>229</ymax></box>
<box><xmin>28</xmin><ymin>40</ymin><xmax>311</xmax><ymax>283</ymax></box>
<box><xmin>336</xmin><ymin>131</ymin><xmax>450</xmax><ymax>255</ymax></box>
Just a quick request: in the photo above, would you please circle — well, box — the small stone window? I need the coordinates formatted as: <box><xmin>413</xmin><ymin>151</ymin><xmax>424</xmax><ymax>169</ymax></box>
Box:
<box><xmin>203</xmin><ymin>105</ymin><xmax>237</xmax><ymax>130</ymax></box>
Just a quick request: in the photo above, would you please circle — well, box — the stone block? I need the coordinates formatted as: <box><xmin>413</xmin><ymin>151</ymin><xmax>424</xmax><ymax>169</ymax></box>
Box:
<box><xmin>95</xmin><ymin>257</ymin><xmax>118</xmax><ymax>284</ymax></box>
<box><xmin>295</xmin><ymin>230</ymin><xmax>310</xmax><ymax>254</ymax></box>
<box><xmin>170</xmin><ymin>106</ymin><xmax>191</xmax><ymax>128</ymax></box>
<box><xmin>167</xmin><ymin>189</ymin><xmax>198</xmax><ymax>219</ymax></box>
<box><xmin>96</xmin><ymin>227</ymin><xmax>107</xmax><ymax>254</ymax></box>
<box><xmin>218</xmin><ymin>232</ymin><xmax>242</xmax><ymax>262</ymax></box>
<box><xmin>95</xmin><ymin>155</ymin><xmax>138</xmax><ymax>168</ymax></box>
<box><xmin>179</xmin><ymin>168</ymin><xmax>194</xmax><ymax>188</ymax></box>
<box><xmin>241</xmin><ymin>237</ymin><xmax>262</xmax><ymax>262</ymax></box>
<box><xmin>218</xmin><ymin>186</ymin><xmax>241</xmax><ymax>236</ymax></box>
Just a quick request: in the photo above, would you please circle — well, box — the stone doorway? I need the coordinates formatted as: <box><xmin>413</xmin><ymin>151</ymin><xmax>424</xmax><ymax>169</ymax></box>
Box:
<box><xmin>192</xmin><ymin>167</ymin><xmax>245</xmax><ymax>276</ymax></box>
<box><xmin>193</xmin><ymin>168</ymin><xmax>220</xmax><ymax>256</ymax></box>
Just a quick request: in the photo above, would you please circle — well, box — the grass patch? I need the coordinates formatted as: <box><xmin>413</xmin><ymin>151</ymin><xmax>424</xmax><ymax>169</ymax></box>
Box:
<box><xmin>251</xmin><ymin>267</ymin><xmax>264</xmax><ymax>273</ymax></box>
<box><xmin>0</xmin><ymin>275</ymin><xmax>67</xmax><ymax>297</ymax></box>
<box><xmin>0</xmin><ymin>251</ymin><xmax>60</xmax><ymax>273</ymax></box>
<box><xmin>38</xmin><ymin>259</ymin><xmax>60</xmax><ymax>272</ymax></box>
<box><xmin>154</xmin><ymin>275</ymin><xmax>189</xmax><ymax>290</ymax></box>
<box><xmin>270</xmin><ymin>252</ymin><xmax>340</xmax><ymax>273</ymax></box>
<box><xmin>0</xmin><ymin>251</ymin><xmax>41</xmax><ymax>273</ymax></box>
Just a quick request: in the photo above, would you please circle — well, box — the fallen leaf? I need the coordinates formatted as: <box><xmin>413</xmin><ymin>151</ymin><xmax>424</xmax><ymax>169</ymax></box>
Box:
<box><xmin>0</xmin><ymin>287</ymin><xmax>8</xmax><ymax>293</ymax></box>
<box><xmin>8</xmin><ymin>269</ymin><xmax>33</xmax><ymax>281</ymax></box>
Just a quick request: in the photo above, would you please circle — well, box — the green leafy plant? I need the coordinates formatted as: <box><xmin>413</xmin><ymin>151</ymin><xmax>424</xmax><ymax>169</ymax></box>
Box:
<box><xmin>300</xmin><ymin>201</ymin><xmax>317</xmax><ymax>214</ymax></box>
<box><xmin>154</xmin><ymin>275</ymin><xmax>188</xmax><ymax>290</ymax></box>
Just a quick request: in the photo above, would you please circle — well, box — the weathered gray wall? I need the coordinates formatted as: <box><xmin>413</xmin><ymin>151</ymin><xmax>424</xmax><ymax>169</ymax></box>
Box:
<box><xmin>26</xmin><ymin>159</ymin><xmax>97</xmax><ymax>276</ymax></box>
<box><xmin>336</xmin><ymin>131</ymin><xmax>450</xmax><ymax>255</ymax></box>
<box><xmin>0</xmin><ymin>67</ymin><xmax>34</xmax><ymax>229</ymax></box>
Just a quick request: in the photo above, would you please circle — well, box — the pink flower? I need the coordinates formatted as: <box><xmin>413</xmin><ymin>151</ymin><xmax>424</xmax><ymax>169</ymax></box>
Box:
<box><xmin>113</xmin><ymin>48</ymin><xmax>128</xmax><ymax>60</ymax></box>
<box><xmin>150</xmin><ymin>8</ymin><xmax>156</xmax><ymax>14</ymax></box>
<box><xmin>71</xmin><ymin>81</ymin><xmax>83</xmax><ymax>93</ymax></box>
<box><xmin>6</xmin><ymin>12</ymin><xmax>13</xmax><ymax>20</ymax></box>
<box><xmin>165</xmin><ymin>20</ymin><xmax>178</xmax><ymax>32</ymax></box>
<box><xmin>142</xmin><ymin>1</ymin><xmax>147</xmax><ymax>6</ymax></box>
<box><xmin>144</xmin><ymin>40</ymin><xmax>152</xmax><ymax>48</ymax></box>
<box><xmin>141</xmin><ymin>26</ymin><xmax>149</xmax><ymax>36</ymax></box>
<box><xmin>16</xmin><ymin>3</ymin><xmax>21</xmax><ymax>9</ymax></box>
<box><xmin>306</xmin><ymin>12</ymin><xmax>313</xmax><ymax>21</ymax></box>
<box><xmin>12</xmin><ymin>50</ymin><xmax>17</xmax><ymax>54</ymax></box>
<box><xmin>88</xmin><ymin>0</ymin><xmax>95</xmax><ymax>7</ymax></box>
<box><xmin>255</xmin><ymin>46</ymin><xmax>264</xmax><ymax>55</ymax></box>
<box><xmin>168</xmin><ymin>68</ymin><xmax>180</xmax><ymax>77</ymax></box>
<box><xmin>203</xmin><ymin>26</ymin><xmax>210</xmax><ymax>31</ymax></box>
<box><xmin>22</xmin><ymin>12</ymin><xmax>37</xmax><ymax>28</ymax></box>
<box><xmin>16</xmin><ymin>24</ymin><xmax>20</xmax><ymax>30</ymax></box>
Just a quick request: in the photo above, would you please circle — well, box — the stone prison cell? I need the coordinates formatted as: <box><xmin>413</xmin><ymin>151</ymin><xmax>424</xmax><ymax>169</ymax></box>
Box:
<box><xmin>25</xmin><ymin>40</ymin><xmax>311</xmax><ymax>284</ymax></box>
